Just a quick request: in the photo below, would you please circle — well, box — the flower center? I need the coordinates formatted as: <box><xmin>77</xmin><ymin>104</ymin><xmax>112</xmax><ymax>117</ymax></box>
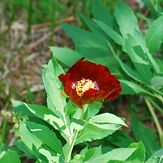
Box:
<box><xmin>76</xmin><ymin>78</ymin><xmax>98</xmax><ymax>97</ymax></box>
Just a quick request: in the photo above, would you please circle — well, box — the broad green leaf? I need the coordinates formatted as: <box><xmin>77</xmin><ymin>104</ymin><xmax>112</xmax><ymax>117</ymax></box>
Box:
<box><xmin>125</xmin><ymin>36</ymin><xmax>153</xmax><ymax>84</ymax></box>
<box><xmin>101</xmin><ymin>148</ymin><xmax>136</xmax><ymax>162</ymax></box>
<box><xmin>114</xmin><ymin>2</ymin><xmax>139</xmax><ymax>38</ymax></box>
<box><xmin>93</xmin><ymin>19</ymin><xmax>124</xmax><ymax>47</ymax></box>
<box><xmin>78</xmin><ymin>147</ymin><xmax>136</xmax><ymax>163</ymax></box>
<box><xmin>92</xmin><ymin>1</ymin><xmax>113</xmax><ymax>27</ymax></box>
<box><xmin>118</xmin><ymin>59</ymin><xmax>146</xmax><ymax>84</ymax></box>
<box><xmin>27</xmin><ymin>121</ymin><xmax>64</xmax><ymax>156</ymax></box>
<box><xmin>38</xmin><ymin>146</ymin><xmax>64</xmax><ymax>163</ymax></box>
<box><xmin>120</xmin><ymin>80</ymin><xmax>153</xmax><ymax>95</ymax></box>
<box><xmin>64</xmin><ymin>100</ymin><xmax>78</xmax><ymax>115</ymax></box>
<box><xmin>150</xmin><ymin>148</ymin><xmax>163</xmax><ymax>158</ymax></box>
<box><xmin>154</xmin><ymin>57</ymin><xmax>163</xmax><ymax>73</ymax></box>
<box><xmin>71</xmin><ymin>118</ymin><xmax>85</xmax><ymax>131</ymax></box>
<box><xmin>127</xmin><ymin>142</ymin><xmax>145</xmax><ymax>163</ymax></box>
<box><xmin>131</xmin><ymin>113</ymin><xmax>160</xmax><ymax>156</ymax></box>
<box><xmin>145</xmin><ymin>16</ymin><xmax>163</xmax><ymax>54</ymax></box>
<box><xmin>0</xmin><ymin>144</ymin><xmax>7</xmax><ymax>154</ymax></box>
<box><xmin>80</xmin><ymin>11</ymin><xmax>107</xmax><ymax>39</ymax></box>
<box><xmin>0</xmin><ymin>150</ymin><xmax>20</xmax><ymax>163</ymax></box>
<box><xmin>150</xmin><ymin>76</ymin><xmax>163</xmax><ymax>89</ymax></box>
<box><xmin>106</xmin><ymin>130</ymin><xmax>135</xmax><ymax>148</ymax></box>
<box><xmin>137</xmin><ymin>13</ymin><xmax>153</xmax><ymax>24</ymax></box>
<box><xmin>19</xmin><ymin>121</ymin><xmax>42</xmax><ymax>151</ymax></box>
<box><xmin>50</xmin><ymin>47</ymin><xmax>81</xmax><ymax>67</ymax></box>
<box><xmin>145</xmin><ymin>156</ymin><xmax>162</xmax><ymax>163</ymax></box>
<box><xmin>13</xmin><ymin>140</ymin><xmax>36</xmax><ymax>159</ymax></box>
<box><xmin>83</xmin><ymin>146</ymin><xmax>102</xmax><ymax>162</ymax></box>
<box><xmin>23</xmin><ymin>103</ymin><xmax>72</xmax><ymax>140</ymax></box>
<box><xmin>84</xmin><ymin>102</ymin><xmax>102</xmax><ymax>120</ymax></box>
<box><xmin>92</xmin><ymin>113</ymin><xmax>127</xmax><ymax>127</ymax></box>
<box><xmin>42</xmin><ymin>57</ymin><xmax>66</xmax><ymax>112</ymax></box>
<box><xmin>70</xmin><ymin>147</ymin><xmax>88</xmax><ymax>163</ymax></box>
<box><xmin>141</xmin><ymin>0</ymin><xmax>158</xmax><ymax>18</ymax></box>
<box><xmin>12</xmin><ymin>99</ymin><xmax>34</xmax><ymax>117</ymax></box>
<box><xmin>75</xmin><ymin>123</ymin><xmax>121</xmax><ymax>145</ymax></box>
<box><xmin>61</xmin><ymin>23</ymin><xmax>108</xmax><ymax>51</ymax></box>
<box><xmin>75</xmin><ymin>113</ymin><xmax>126</xmax><ymax>144</ymax></box>
<box><xmin>70</xmin><ymin>155</ymin><xmax>84</xmax><ymax>163</ymax></box>
<box><xmin>132</xmin><ymin>27</ymin><xmax>162</xmax><ymax>75</ymax></box>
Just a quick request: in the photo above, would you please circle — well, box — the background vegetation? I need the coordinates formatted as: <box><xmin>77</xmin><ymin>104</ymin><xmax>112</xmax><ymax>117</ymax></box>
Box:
<box><xmin>0</xmin><ymin>0</ymin><xmax>163</xmax><ymax>163</ymax></box>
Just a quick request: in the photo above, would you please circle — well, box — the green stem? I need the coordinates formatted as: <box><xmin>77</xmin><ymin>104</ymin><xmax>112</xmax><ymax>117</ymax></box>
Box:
<box><xmin>144</xmin><ymin>97</ymin><xmax>163</xmax><ymax>147</ymax></box>
<box><xmin>65</xmin><ymin>130</ymin><xmax>79</xmax><ymax>163</ymax></box>
<box><xmin>147</xmin><ymin>97</ymin><xmax>163</xmax><ymax>114</ymax></box>
<box><xmin>1</xmin><ymin>119</ymin><xmax>8</xmax><ymax>144</ymax></box>
<box><xmin>65</xmin><ymin>109</ymin><xmax>84</xmax><ymax>162</ymax></box>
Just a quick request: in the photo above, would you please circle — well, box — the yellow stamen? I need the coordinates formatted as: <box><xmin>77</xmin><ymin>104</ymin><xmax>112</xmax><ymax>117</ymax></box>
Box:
<box><xmin>76</xmin><ymin>78</ymin><xmax>98</xmax><ymax>97</ymax></box>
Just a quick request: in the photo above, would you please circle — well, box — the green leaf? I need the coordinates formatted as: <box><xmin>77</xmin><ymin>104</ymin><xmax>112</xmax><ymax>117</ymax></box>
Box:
<box><xmin>50</xmin><ymin>47</ymin><xmax>81</xmax><ymax>67</ymax></box>
<box><xmin>12</xmin><ymin>99</ymin><xmax>34</xmax><ymax>117</ymax></box>
<box><xmin>0</xmin><ymin>150</ymin><xmax>21</xmax><ymax>163</ymax></box>
<box><xmin>120</xmin><ymin>80</ymin><xmax>152</xmax><ymax>95</ymax></box>
<box><xmin>38</xmin><ymin>146</ymin><xmax>64</xmax><ymax>163</ymax></box>
<box><xmin>27</xmin><ymin>121</ymin><xmax>64</xmax><ymax>156</ymax></box>
<box><xmin>80</xmin><ymin>11</ymin><xmax>107</xmax><ymax>39</ymax></box>
<box><xmin>150</xmin><ymin>76</ymin><xmax>163</xmax><ymax>89</ymax></box>
<box><xmin>84</xmin><ymin>103</ymin><xmax>102</xmax><ymax>120</ymax></box>
<box><xmin>13</xmin><ymin>140</ymin><xmax>36</xmax><ymax>159</ymax></box>
<box><xmin>71</xmin><ymin>118</ymin><xmax>85</xmax><ymax>131</ymax></box>
<box><xmin>23</xmin><ymin>103</ymin><xmax>72</xmax><ymax>140</ymax></box>
<box><xmin>145</xmin><ymin>16</ymin><xmax>163</xmax><ymax>54</ymax></box>
<box><xmin>115</xmin><ymin>2</ymin><xmax>139</xmax><ymax>38</ymax></box>
<box><xmin>0</xmin><ymin>144</ymin><xmax>7</xmax><ymax>155</ymax></box>
<box><xmin>92</xmin><ymin>1</ymin><xmax>113</xmax><ymax>27</ymax></box>
<box><xmin>61</xmin><ymin>23</ymin><xmax>108</xmax><ymax>51</ymax></box>
<box><xmin>92</xmin><ymin>113</ymin><xmax>127</xmax><ymax>127</ymax></box>
<box><xmin>131</xmin><ymin>113</ymin><xmax>160</xmax><ymax>156</ymax></box>
<box><xmin>19</xmin><ymin>121</ymin><xmax>42</xmax><ymax>152</ymax></box>
<box><xmin>145</xmin><ymin>156</ymin><xmax>162</xmax><ymax>163</ymax></box>
<box><xmin>141</xmin><ymin>0</ymin><xmax>158</xmax><ymax>18</ymax></box>
<box><xmin>75</xmin><ymin>123</ymin><xmax>121</xmax><ymax>145</ymax></box>
<box><xmin>106</xmin><ymin>130</ymin><xmax>135</xmax><ymax>148</ymax></box>
<box><xmin>64</xmin><ymin>100</ymin><xmax>78</xmax><ymax>115</ymax></box>
<box><xmin>93</xmin><ymin>19</ymin><xmax>124</xmax><ymax>47</ymax></box>
<box><xmin>127</xmin><ymin>142</ymin><xmax>145</xmax><ymax>163</ymax></box>
<box><xmin>125</xmin><ymin>35</ymin><xmax>153</xmax><ymax>84</ymax></box>
<box><xmin>42</xmin><ymin>56</ymin><xmax>66</xmax><ymax>112</ymax></box>
<box><xmin>150</xmin><ymin>148</ymin><xmax>163</xmax><ymax>157</ymax></box>
<box><xmin>102</xmin><ymin>148</ymin><xmax>136</xmax><ymax>162</ymax></box>
<box><xmin>118</xmin><ymin>59</ymin><xmax>146</xmax><ymax>84</ymax></box>
<box><xmin>83</xmin><ymin>146</ymin><xmax>102</xmax><ymax>162</ymax></box>
<box><xmin>75</xmin><ymin>113</ymin><xmax>126</xmax><ymax>144</ymax></box>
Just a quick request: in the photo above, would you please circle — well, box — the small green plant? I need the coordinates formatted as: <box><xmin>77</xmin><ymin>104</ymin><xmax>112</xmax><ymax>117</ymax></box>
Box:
<box><xmin>0</xmin><ymin>1</ymin><xmax>163</xmax><ymax>163</ymax></box>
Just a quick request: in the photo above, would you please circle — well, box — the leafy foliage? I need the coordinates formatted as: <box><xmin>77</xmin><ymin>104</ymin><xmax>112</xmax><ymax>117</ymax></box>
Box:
<box><xmin>7</xmin><ymin>1</ymin><xmax>163</xmax><ymax>162</ymax></box>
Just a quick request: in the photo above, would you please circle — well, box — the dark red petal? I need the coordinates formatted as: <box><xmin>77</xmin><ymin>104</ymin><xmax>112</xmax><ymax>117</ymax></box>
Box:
<box><xmin>67</xmin><ymin>57</ymin><xmax>85</xmax><ymax>74</ymax></box>
<box><xmin>81</xmin><ymin>89</ymin><xmax>97</xmax><ymax>104</ymax></box>
<box><xmin>107</xmin><ymin>87</ymin><xmax>122</xmax><ymax>99</ymax></box>
<box><xmin>94</xmin><ymin>90</ymin><xmax>108</xmax><ymax>101</ymax></box>
<box><xmin>58</xmin><ymin>74</ymin><xmax>66</xmax><ymax>86</ymax></box>
<box><xmin>71</xmin><ymin>98</ymin><xmax>83</xmax><ymax>109</ymax></box>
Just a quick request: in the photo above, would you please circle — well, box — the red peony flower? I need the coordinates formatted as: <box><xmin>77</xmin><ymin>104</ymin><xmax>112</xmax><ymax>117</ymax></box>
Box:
<box><xmin>58</xmin><ymin>57</ymin><xmax>122</xmax><ymax>109</ymax></box>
